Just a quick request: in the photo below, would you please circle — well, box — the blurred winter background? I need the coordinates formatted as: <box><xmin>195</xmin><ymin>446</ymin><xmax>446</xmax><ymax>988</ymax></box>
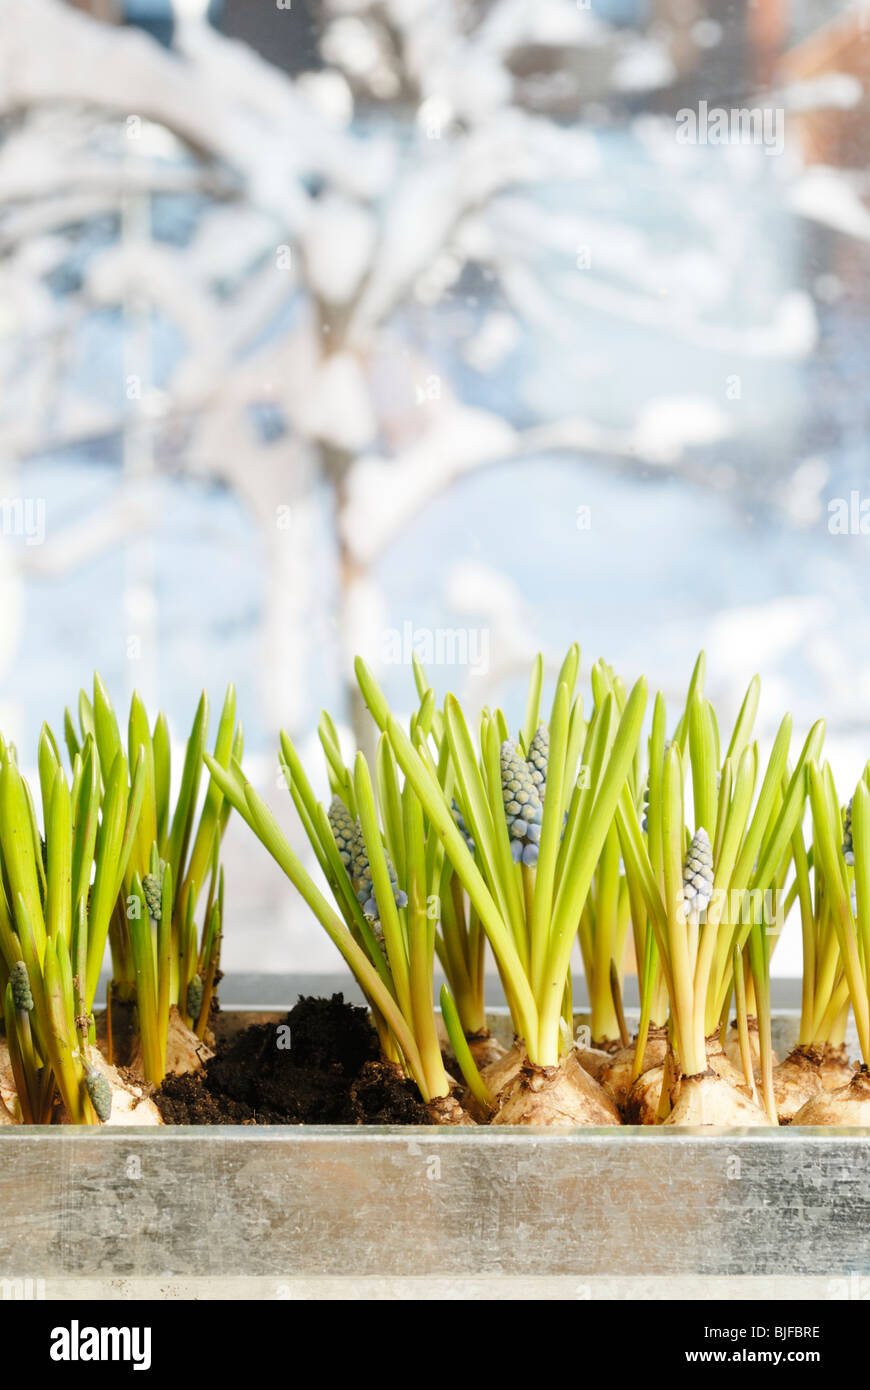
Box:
<box><xmin>1</xmin><ymin>0</ymin><xmax>869</xmax><ymax>989</ymax></box>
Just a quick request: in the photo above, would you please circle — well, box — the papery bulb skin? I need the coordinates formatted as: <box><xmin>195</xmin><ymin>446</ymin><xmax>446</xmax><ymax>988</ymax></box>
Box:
<box><xmin>128</xmin><ymin>1006</ymin><xmax>213</xmax><ymax>1083</ymax></box>
<box><xmin>625</xmin><ymin>1034</ymin><xmax>762</xmax><ymax>1124</ymax></box>
<box><xmin>705</xmin><ymin>1033</ymin><xmax>754</xmax><ymax>1095</ymax></box>
<box><xmin>663</xmin><ymin>1070</ymin><xmax>771</xmax><ymax>1128</ymax></box>
<box><xmin>601</xmin><ymin>1027</ymin><xmax>669</xmax><ymax>1111</ymax></box>
<box><xmin>70</xmin><ymin>1046</ymin><xmax>163</xmax><ymax>1126</ymax></box>
<box><xmin>576</xmin><ymin>1044</ymin><xmax>619</xmax><ymax>1083</ymax></box>
<box><xmin>464</xmin><ymin>1028</ymin><xmax>506</xmax><ymax>1071</ymax></box>
<box><xmin>491</xmin><ymin>1050</ymin><xmax>622</xmax><ymax>1126</ymax></box>
<box><xmin>479</xmin><ymin>1039</ymin><xmax>526</xmax><ymax>1096</ymax></box>
<box><xmin>725</xmin><ymin>1017</ymin><xmax>777</xmax><ymax>1073</ymax></box>
<box><xmin>772</xmin><ymin>1047</ymin><xmax>825</xmax><ymax>1123</ymax></box>
<box><xmin>792</xmin><ymin>1068</ymin><xmax>870</xmax><ymax>1125</ymax></box>
<box><xmin>625</xmin><ymin>1063</ymin><xmax>667</xmax><ymax>1124</ymax></box>
<box><xmin>820</xmin><ymin>1044</ymin><xmax>853</xmax><ymax>1092</ymax></box>
<box><xmin>426</xmin><ymin>1093</ymin><xmax>476</xmax><ymax>1125</ymax></box>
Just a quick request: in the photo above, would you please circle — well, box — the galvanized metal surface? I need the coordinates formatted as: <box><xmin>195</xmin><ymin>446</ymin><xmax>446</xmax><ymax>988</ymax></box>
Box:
<box><xmin>2</xmin><ymin>1126</ymin><xmax>870</xmax><ymax>1300</ymax></box>
<box><xmin>0</xmin><ymin>1002</ymin><xmax>868</xmax><ymax>1300</ymax></box>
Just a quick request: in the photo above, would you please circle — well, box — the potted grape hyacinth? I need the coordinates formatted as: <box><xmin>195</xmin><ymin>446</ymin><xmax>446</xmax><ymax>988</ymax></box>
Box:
<box><xmin>1</xmin><ymin>649</ymin><xmax>870</xmax><ymax>1132</ymax></box>
<box><xmin>0</xmin><ymin>676</ymin><xmax>239</xmax><ymax>1125</ymax></box>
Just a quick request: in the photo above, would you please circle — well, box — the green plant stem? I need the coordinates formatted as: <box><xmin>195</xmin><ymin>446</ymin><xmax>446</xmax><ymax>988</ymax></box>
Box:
<box><xmin>43</xmin><ymin>935</ymin><xmax>90</xmax><ymax>1123</ymax></box>
<box><xmin>732</xmin><ymin>945</ymin><xmax>756</xmax><ymax>1097</ymax></box>
<box><xmin>538</xmin><ymin>679</ymin><xmax>647</xmax><ymax>1066</ymax></box>
<box><xmin>376</xmin><ymin>707</ymin><xmax>539</xmax><ymax>1048</ymax></box>
<box><xmin>156</xmin><ymin>862</ymin><xmax>173</xmax><ymax>1063</ymax></box>
<box><xmin>815</xmin><ymin>974</ymin><xmax>849</xmax><ymax>1044</ymax></box>
<box><xmin>661</xmin><ymin>747</ymin><xmax>701</xmax><ymax>1076</ymax></box>
<box><xmin>589</xmin><ymin>823</ymin><xmax>623</xmax><ymax>1044</ymax></box>
<box><xmin>86</xmin><ymin>750</ymin><xmax>145</xmax><ymax>1009</ymax></box>
<box><xmin>529</xmin><ymin>681</ymin><xmax>569</xmax><ymax>998</ymax></box>
<box><xmin>405</xmin><ymin>789</ymin><xmax>450</xmax><ymax>1100</ymax></box>
<box><xmin>791</xmin><ymin>822</ymin><xmax>816</xmax><ymax>1047</ymax></box>
<box><xmin>748</xmin><ymin>923</ymin><xmax>777</xmax><ymax>1123</ymax></box>
<box><xmin>354</xmin><ymin>752</ymin><xmax>413</xmax><ymax>1020</ymax></box>
<box><xmin>810</xmin><ymin>764</ymin><xmax>870</xmax><ymax>1062</ymax></box>
<box><xmin>128</xmin><ymin>879</ymin><xmax>162</xmax><ymax>1085</ymax></box>
<box><xmin>610</xmin><ymin>959</ymin><xmax>629</xmax><ymax>1048</ymax></box>
<box><xmin>204</xmin><ymin>756</ymin><xmax>431</xmax><ymax>1093</ymax></box>
<box><xmin>440</xmin><ymin>985</ymin><xmax>493</xmax><ymax>1114</ymax></box>
<box><xmin>195</xmin><ymin>901</ymin><xmax>221</xmax><ymax>1041</ymax></box>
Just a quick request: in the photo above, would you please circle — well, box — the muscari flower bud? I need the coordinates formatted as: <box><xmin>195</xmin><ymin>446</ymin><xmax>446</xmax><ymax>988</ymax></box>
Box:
<box><xmin>451</xmin><ymin>799</ymin><xmax>475</xmax><ymax>854</ymax></box>
<box><xmin>10</xmin><ymin>961</ymin><xmax>33</xmax><ymax>1012</ymax></box>
<box><xmin>186</xmin><ymin>974</ymin><xmax>204</xmax><ymax>1023</ymax></box>
<box><xmin>681</xmin><ymin>827</ymin><xmax>713</xmax><ymax>923</ymax></box>
<box><xmin>331</xmin><ymin>814</ymin><xmax>408</xmax><ymax>934</ymax></box>
<box><xmin>328</xmin><ymin>797</ymin><xmax>357</xmax><ymax>870</ymax></box>
<box><xmin>85</xmin><ymin>1067</ymin><xmax>113</xmax><ymax>1123</ymax></box>
<box><xmin>843</xmin><ymin>798</ymin><xmax>854</xmax><ymax>866</ymax></box>
<box><xmin>142</xmin><ymin>872</ymin><xmax>163</xmax><ymax>923</ymax></box>
<box><xmin>641</xmin><ymin>740</ymin><xmax>672</xmax><ymax>833</ymax></box>
<box><xmin>349</xmin><ymin>822</ymin><xmax>374</xmax><ymax>906</ymax></box>
<box><xmin>500</xmin><ymin>738</ymin><xmax>543</xmax><ymax>867</ymax></box>
<box><xmin>528</xmin><ymin>724</ymin><xmax>549</xmax><ymax>799</ymax></box>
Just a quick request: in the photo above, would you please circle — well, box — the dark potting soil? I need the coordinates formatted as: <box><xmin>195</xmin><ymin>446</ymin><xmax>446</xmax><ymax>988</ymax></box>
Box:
<box><xmin>154</xmin><ymin>994</ymin><xmax>432</xmax><ymax>1125</ymax></box>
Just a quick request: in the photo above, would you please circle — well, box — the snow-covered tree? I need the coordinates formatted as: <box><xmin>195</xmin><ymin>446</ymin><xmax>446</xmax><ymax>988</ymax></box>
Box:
<box><xmin>0</xmin><ymin>0</ymin><xmax>812</xmax><ymax>748</ymax></box>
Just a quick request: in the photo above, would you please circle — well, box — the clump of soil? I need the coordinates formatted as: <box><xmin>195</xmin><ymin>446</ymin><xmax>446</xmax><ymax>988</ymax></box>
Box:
<box><xmin>350</xmin><ymin>1061</ymin><xmax>436</xmax><ymax>1124</ymax></box>
<box><xmin>155</xmin><ymin>994</ymin><xmax>431</xmax><ymax>1126</ymax></box>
